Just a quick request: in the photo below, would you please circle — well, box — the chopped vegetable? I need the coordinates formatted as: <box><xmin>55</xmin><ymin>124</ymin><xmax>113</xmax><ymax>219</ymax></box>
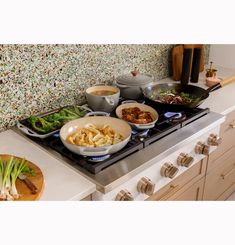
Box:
<box><xmin>0</xmin><ymin>156</ymin><xmax>35</xmax><ymax>201</ymax></box>
<box><xmin>27</xmin><ymin>106</ymin><xmax>87</xmax><ymax>134</ymax></box>
<box><xmin>152</xmin><ymin>89</ymin><xmax>201</xmax><ymax>105</ymax></box>
<box><xmin>27</xmin><ymin>116</ymin><xmax>61</xmax><ymax>133</ymax></box>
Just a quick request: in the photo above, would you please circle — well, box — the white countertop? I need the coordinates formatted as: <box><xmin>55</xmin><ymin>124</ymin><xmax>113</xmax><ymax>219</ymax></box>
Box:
<box><xmin>0</xmin><ymin>130</ymin><xmax>96</xmax><ymax>200</ymax></box>
<box><xmin>157</xmin><ymin>65</ymin><xmax>235</xmax><ymax>115</ymax></box>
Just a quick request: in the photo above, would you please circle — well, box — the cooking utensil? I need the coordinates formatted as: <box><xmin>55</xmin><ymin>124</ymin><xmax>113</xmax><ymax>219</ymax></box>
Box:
<box><xmin>206</xmin><ymin>61</ymin><xmax>217</xmax><ymax>78</ymax></box>
<box><xmin>115</xmin><ymin>102</ymin><xmax>159</xmax><ymax>130</ymax></box>
<box><xmin>142</xmin><ymin>74</ymin><xmax>235</xmax><ymax>111</ymax></box>
<box><xmin>85</xmin><ymin>85</ymin><xmax>120</xmax><ymax>112</ymax></box>
<box><xmin>115</xmin><ymin>68</ymin><xmax>154</xmax><ymax>99</ymax></box>
<box><xmin>0</xmin><ymin>154</ymin><xmax>44</xmax><ymax>201</ymax></box>
<box><xmin>60</xmin><ymin>116</ymin><xmax>132</xmax><ymax>157</ymax></box>
<box><xmin>17</xmin><ymin>105</ymin><xmax>91</xmax><ymax>139</ymax></box>
<box><xmin>18</xmin><ymin>172</ymin><xmax>38</xmax><ymax>194</ymax></box>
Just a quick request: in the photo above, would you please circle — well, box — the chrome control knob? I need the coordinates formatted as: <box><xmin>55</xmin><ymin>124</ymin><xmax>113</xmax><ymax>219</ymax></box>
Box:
<box><xmin>137</xmin><ymin>177</ymin><xmax>155</xmax><ymax>196</ymax></box>
<box><xmin>177</xmin><ymin>153</ymin><xmax>194</xmax><ymax>167</ymax></box>
<box><xmin>160</xmin><ymin>163</ymin><xmax>179</xmax><ymax>179</ymax></box>
<box><xmin>207</xmin><ymin>133</ymin><xmax>222</xmax><ymax>146</ymax></box>
<box><xmin>115</xmin><ymin>189</ymin><xmax>134</xmax><ymax>201</ymax></box>
<box><xmin>195</xmin><ymin>142</ymin><xmax>210</xmax><ymax>155</ymax></box>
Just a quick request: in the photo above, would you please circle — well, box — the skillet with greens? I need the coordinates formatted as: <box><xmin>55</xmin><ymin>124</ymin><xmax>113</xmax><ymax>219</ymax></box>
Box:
<box><xmin>151</xmin><ymin>89</ymin><xmax>201</xmax><ymax>105</ymax></box>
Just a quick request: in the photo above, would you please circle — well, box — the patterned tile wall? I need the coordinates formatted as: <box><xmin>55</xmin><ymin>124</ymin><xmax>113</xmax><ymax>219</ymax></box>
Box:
<box><xmin>0</xmin><ymin>44</ymin><xmax>210</xmax><ymax>131</ymax></box>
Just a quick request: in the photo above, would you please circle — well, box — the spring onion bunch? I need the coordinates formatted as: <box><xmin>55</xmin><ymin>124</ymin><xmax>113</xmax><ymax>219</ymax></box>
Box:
<box><xmin>0</xmin><ymin>156</ymin><xmax>32</xmax><ymax>201</ymax></box>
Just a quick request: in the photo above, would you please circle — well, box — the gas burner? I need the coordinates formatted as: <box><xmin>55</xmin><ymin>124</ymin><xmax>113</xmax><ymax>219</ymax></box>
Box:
<box><xmin>131</xmin><ymin>129</ymin><xmax>150</xmax><ymax>141</ymax></box>
<box><xmin>132</xmin><ymin>128</ymin><xmax>149</xmax><ymax>136</ymax></box>
<box><xmin>164</xmin><ymin>112</ymin><xmax>187</xmax><ymax>123</ymax></box>
<box><xmin>52</xmin><ymin>133</ymin><xmax>60</xmax><ymax>138</ymax></box>
<box><xmin>87</xmin><ymin>155</ymin><xmax>111</xmax><ymax>162</ymax></box>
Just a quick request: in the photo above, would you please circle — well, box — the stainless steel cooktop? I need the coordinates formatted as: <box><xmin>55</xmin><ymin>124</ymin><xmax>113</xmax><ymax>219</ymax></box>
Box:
<box><xmin>14</xmin><ymin>108</ymin><xmax>224</xmax><ymax>193</ymax></box>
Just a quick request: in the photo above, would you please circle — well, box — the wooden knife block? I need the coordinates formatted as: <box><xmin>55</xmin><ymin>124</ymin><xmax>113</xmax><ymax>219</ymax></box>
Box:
<box><xmin>172</xmin><ymin>44</ymin><xmax>204</xmax><ymax>81</ymax></box>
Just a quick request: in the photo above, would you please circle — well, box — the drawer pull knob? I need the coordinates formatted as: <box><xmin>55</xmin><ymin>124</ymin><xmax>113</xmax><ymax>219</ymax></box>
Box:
<box><xmin>221</xmin><ymin>164</ymin><xmax>235</xmax><ymax>180</ymax></box>
<box><xmin>229</xmin><ymin>123</ymin><xmax>235</xmax><ymax>129</ymax></box>
<box><xmin>159</xmin><ymin>184</ymin><xmax>179</xmax><ymax>200</ymax></box>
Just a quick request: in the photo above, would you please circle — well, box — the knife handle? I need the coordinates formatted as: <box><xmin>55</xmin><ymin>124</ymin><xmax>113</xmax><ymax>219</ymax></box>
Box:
<box><xmin>23</xmin><ymin>178</ymin><xmax>38</xmax><ymax>194</ymax></box>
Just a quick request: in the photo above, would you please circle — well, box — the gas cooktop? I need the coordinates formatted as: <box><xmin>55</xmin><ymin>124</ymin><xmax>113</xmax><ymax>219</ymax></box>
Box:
<box><xmin>22</xmin><ymin>105</ymin><xmax>210</xmax><ymax>174</ymax></box>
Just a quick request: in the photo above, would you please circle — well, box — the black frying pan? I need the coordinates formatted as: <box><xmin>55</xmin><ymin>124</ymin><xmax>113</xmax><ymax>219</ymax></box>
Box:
<box><xmin>142</xmin><ymin>75</ymin><xmax>235</xmax><ymax>111</ymax></box>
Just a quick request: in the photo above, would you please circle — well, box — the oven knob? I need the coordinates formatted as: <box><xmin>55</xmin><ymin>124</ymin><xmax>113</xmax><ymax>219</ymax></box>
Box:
<box><xmin>115</xmin><ymin>189</ymin><xmax>134</xmax><ymax>201</ymax></box>
<box><xmin>137</xmin><ymin>177</ymin><xmax>155</xmax><ymax>196</ymax></box>
<box><xmin>177</xmin><ymin>153</ymin><xmax>194</xmax><ymax>167</ymax></box>
<box><xmin>207</xmin><ymin>133</ymin><xmax>222</xmax><ymax>146</ymax></box>
<box><xmin>195</xmin><ymin>142</ymin><xmax>210</xmax><ymax>155</ymax></box>
<box><xmin>160</xmin><ymin>163</ymin><xmax>179</xmax><ymax>179</ymax></box>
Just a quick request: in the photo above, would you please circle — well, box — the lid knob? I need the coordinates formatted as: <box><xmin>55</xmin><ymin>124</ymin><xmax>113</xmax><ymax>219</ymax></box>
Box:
<box><xmin>131</xmin><ymin>67</ymin><xmax>140</xmax><ymax>77</ymax></box>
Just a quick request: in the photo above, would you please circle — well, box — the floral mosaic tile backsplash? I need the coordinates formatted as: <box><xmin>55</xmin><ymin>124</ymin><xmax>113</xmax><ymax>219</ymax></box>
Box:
<box><xmin>0</xmin><ymin>44</ymin><xmax>210</xmax><ymax>131</ymax></box>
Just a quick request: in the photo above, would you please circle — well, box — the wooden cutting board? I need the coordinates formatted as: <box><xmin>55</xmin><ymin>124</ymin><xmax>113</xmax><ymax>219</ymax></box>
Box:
<box><xmin>172</xmin><ymin>44</ymin><xmax>205</xmax><ymax>81</ymax></box>
<box><xmin>0</xmin><ymin>154</ymin><xmax>44</xmax><ymax>201</ymax></box>
<box><xmin>172</xmin><ymin>45</ymin><xmax>184</xmax><ymax>81</ymax></box>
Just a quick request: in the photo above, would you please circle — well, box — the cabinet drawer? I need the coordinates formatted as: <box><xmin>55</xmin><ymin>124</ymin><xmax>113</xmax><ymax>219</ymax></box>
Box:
<box><xmin>208</xmin><ymin>110</ymin><xmax>235</xmax><ymax>170</ymax></box>
<box><xmin>220</xmin><ymin>109</ymin><xmax>235</xmax><ymax>135</ymax></box>
<box><xmin>203</xmin><ymin>146</ymin><xmax>235</xmax><ymax>200</ymax></box>
<box><xmin>147</xmin><ymin>158</ymin><xmax>207</xmax><ymax>201</ymax></box>
<box><xmin>171</xmin><ymin>178</ymin><xmax>205</xmax><ymax>201</ymax></box>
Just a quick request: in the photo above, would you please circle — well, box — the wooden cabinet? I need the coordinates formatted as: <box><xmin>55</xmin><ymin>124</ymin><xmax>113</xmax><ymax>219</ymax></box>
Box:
<box><xmin>207</xmin><ymin>109</ymin><xmax>235</xmax><ymax>172</ymax></box>
<box><xmin>147</xmin><ymin>158</ymin><xmax>207</xmax><ymax>201</ymax></box>
<box><xmin>148</xmin><ymin>107</ymin><xmax>235</xmax><ymax>202</ymax></box>
<box><xmin>203</xmin><ymin>145</ymin><xmax>235</xmax><ymax>200</ymax></box>
<box><xmin>172</xmin><ymin>178</ymin><xmax>204</xmax><ymax>201</ymax></box>
<box><xmin>203</xmin><ymin>109</ymin><xmax>235</xmax><ymax>200</ymax></box>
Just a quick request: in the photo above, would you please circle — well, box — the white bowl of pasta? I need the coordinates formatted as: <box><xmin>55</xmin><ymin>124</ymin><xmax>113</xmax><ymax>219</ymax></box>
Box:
<box><xmin>60</xmin><ymin>116</ymin><xmax>132</xmax><ymax>156</ymax></box>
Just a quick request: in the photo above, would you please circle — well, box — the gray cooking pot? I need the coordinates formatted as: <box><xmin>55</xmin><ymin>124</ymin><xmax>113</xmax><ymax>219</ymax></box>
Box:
<box><xmin>115</xmin><ymin>69</ymin><xmax>154</xmax><ymax>99</ymax></box>
<box><xmin>85</xmin><ymin>85</ymin><xmax>120</xmax><ymax>112</ymax></box>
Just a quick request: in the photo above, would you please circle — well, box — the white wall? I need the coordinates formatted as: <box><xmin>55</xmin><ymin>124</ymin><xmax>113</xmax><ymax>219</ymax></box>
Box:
<box><xmin>209</xmin><ymin>44</ymin><xmax>235</xmax><ymax>69</ymax></box>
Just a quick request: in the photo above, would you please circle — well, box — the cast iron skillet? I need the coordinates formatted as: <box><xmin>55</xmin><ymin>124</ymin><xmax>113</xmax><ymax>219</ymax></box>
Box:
<box><xmin>142</xmin><ymin>75</ymin><xmax>235</xmax><ymax>111</ymax></box>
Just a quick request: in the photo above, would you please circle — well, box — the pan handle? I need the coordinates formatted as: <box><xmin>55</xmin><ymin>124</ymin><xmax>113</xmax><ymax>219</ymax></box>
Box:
<box><xmin>207</xmin><ymin>74</ymin><xmax>235</xmax><ymax>93</ymax></box>
<box><xmin>220</xmin><ymin>74</ymin><xmax>235</xmax><ymax>87</ymax></box>
<box><xmin>17</xmin><ymin>123</ymin><xmax>40</xmax><ymax>137</ymax></box>
<box><xmin>134</xmin><ymin>122</ymin><xmax>155</xmax><ymax>129</ymax></box>
<box><xmin>121</xmin><ymin>100</ymin><xmax>138</xmax><ymax>104</ymax></box>
<box><xmin>85</xmin><ymin>111</ymin><xmax>110</xmax><ymax>117</ymax></box>
<box><xmin>206</xmin><ymin>82</ymin><xmax>222</xmax><ymax>93</ymax></box>
<box><xmin>80</xmin><ymin>147</ymin><xmax>110</xmax><ymax>156</ymax></box>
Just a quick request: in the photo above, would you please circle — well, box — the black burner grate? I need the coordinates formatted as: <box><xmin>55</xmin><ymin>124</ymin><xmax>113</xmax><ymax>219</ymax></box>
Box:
<box><xmin>47</xmin><ymin>135</ymin><xmax>143</xmax><ymax>174</ymax></box>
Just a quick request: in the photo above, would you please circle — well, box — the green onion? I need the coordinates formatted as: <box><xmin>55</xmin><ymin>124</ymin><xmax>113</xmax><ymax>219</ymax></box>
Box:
<box><xmin>0</xmin><ymin>156</ymin><xmax>34</xmax><ymax>201</ymax></box>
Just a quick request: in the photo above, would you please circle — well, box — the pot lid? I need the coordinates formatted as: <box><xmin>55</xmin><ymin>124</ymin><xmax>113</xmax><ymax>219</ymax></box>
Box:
<box><xmin>116</xmin><ymin>68</ymin><xmax>154</xmax><ymax>86</ymax></box>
